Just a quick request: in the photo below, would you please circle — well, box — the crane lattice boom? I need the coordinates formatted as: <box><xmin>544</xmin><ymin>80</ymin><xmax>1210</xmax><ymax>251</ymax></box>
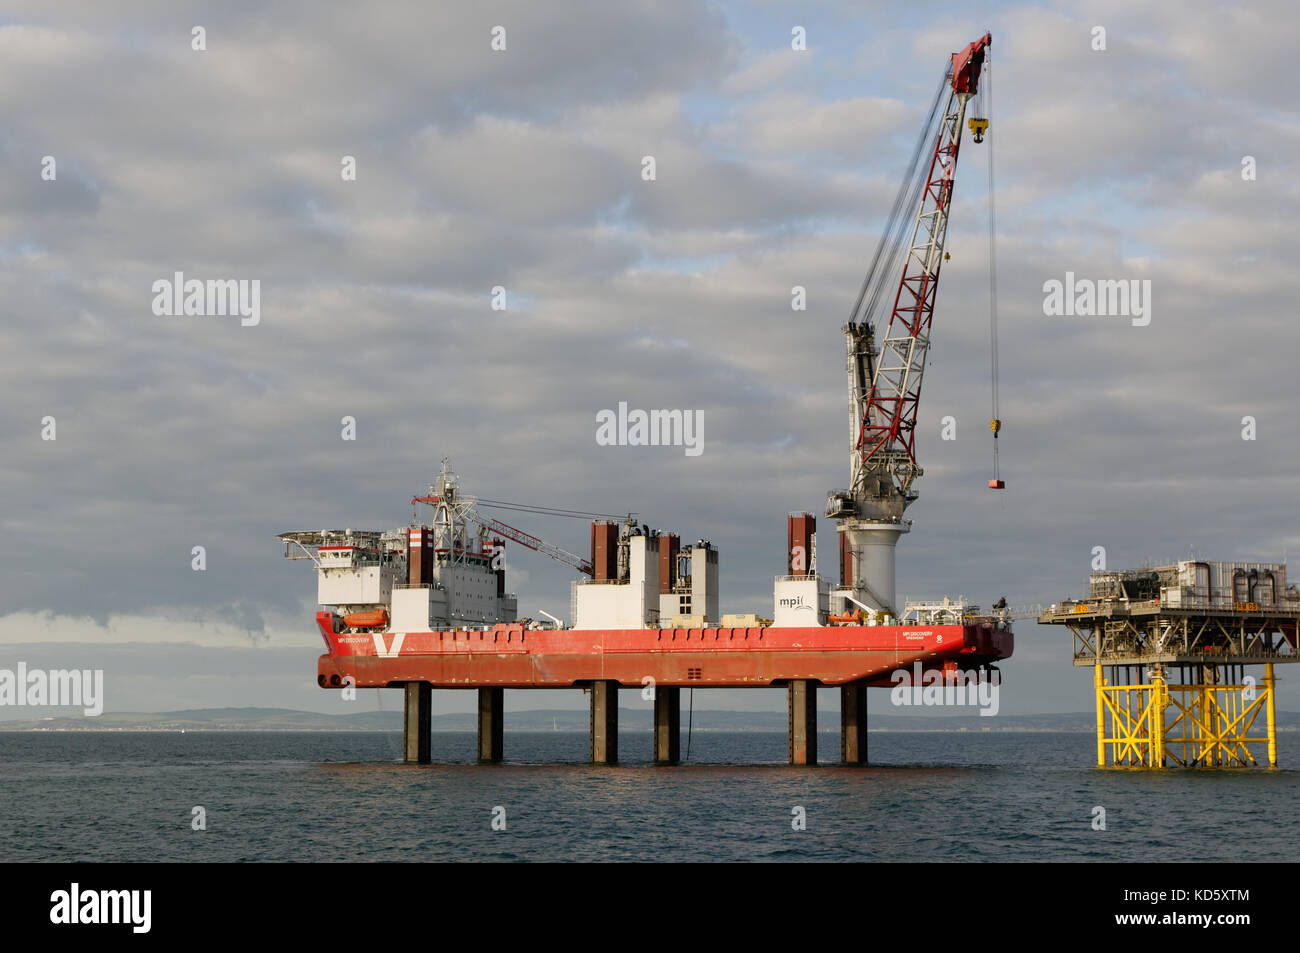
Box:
<box><xmin>853</xmin><ymin>33</ymin><xmax>991</xmax><ymax>507</ymax></box>
<box><xmin>412</xmin><ymin>495</ymin><xmax>595</xmax><ymax>576</ymax></box>
<box><xmin>828</xmin><ymin>34</ymin><xmax>992</xmax><ymax>618</ymax></box>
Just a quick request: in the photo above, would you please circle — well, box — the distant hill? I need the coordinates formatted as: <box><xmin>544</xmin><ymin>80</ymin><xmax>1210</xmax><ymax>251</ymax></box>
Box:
<box><xmin>0</xmin><ymin>707</ymin><xmax>400</xmax><ymax>732</ymax></box>
<box><xmin>2</xmin><ymin>706</ymin><xmax>1298</xmax><ymax>733</ymax></box>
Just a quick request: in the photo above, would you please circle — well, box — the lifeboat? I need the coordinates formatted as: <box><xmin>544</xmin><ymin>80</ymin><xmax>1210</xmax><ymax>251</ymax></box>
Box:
<box><xmin>343</xmin><ymin>609</ymin><xmax>390</xmax><ymax>629</ymax></box>
<box><xmin>828</xmin><ymin>609</ymin><xmax>863</xmax><ymax>624</ymax></box>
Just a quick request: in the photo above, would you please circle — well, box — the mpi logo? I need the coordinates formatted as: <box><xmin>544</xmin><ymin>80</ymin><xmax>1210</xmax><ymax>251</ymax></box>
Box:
<box><xmin>50</xmin><ymin>884</ymin><xmax>151</xmax><ymax>934</ymax></box>
<box><xmin>778</xmin><ymin>595</ymin><xmax>807</xmax><ymax>609</ymax></box>
<box><xmin>152</xmin><ymin>272</ymin><xmax>261</xmax><ymax>326</ymax></box>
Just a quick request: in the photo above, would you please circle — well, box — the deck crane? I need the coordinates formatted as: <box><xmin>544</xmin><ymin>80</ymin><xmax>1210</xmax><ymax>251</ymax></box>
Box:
<box><xmin>412</xmin><ymin>459</ymin><xmax>634</xmax><ymax>577</ymax></box>
<box><xmin>827</xmin><ymin>33</ymin><xmax>993</xmax><ymax>618</ymax></box>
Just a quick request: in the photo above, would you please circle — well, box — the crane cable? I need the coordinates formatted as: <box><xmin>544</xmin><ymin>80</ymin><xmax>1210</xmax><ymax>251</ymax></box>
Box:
<box><xmin>475</xmin><ymin>498</ymin><xmax>631</xmax><ymax>521</ymax></box>
<box><xmin>985</xmin><ymin>56</ymin><xmax>1003</xmax><ymax>488</ymax></box>
<box><xmin>849</xmin><ymin>67</ymin><xmax>950</xmax><ymax>331</ymax></box>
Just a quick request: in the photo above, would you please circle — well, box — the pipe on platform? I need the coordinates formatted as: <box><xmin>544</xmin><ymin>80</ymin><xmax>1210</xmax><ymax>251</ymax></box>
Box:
<box><xmin>1266</xmin><ymin>663</ymin><xmax>1278</xmax><ymax>768</ymax></box>
<box><xmin>1094</xmin><ymin>664</ymin><xmax>1104</xmax><ymax>768</ymax></box>
<box><xmin>1150</xmin><ymin>671</ymin><xmax>1165</xmax><ymax>768</ymax></box>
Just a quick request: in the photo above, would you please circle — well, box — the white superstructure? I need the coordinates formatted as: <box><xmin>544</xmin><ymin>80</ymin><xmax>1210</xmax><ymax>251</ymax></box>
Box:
<box><xmin>569</xmin><ymin>527</ymin><xmax>721</xmax><ymax>630</ymax></box>
<box><xmin>572</xmin><ymin>532</ymin><xmax>661</xmax><ymax>629</ymax></box>
<box><xmin>279</xmin><ymin>464</ymin><xmax>519</xmax><ymax>633</ymax></box>
<box><xmin>658</xmin><ymin>542</ymin><xmax>719</xmax><ymax>626</ymax></box>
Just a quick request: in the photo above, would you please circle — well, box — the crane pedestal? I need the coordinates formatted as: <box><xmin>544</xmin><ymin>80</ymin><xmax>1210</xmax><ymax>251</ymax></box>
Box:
<box><xmin>839</xmin><ymin>519</ymin><xmax>909</xmax><ymax>616</ymax></box>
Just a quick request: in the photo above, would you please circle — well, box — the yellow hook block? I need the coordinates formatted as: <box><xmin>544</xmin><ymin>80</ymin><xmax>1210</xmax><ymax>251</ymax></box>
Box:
<box><xmin>968</xmin><ymin>118</ymin><xmax>989</xmax><ymax>142</ymax></box>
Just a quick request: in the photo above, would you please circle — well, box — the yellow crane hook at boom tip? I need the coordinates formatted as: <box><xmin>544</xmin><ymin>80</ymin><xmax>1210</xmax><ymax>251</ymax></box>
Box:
<box><xmin>988</xmin><ymin>418</ymin><xmax>1004</xmax><ymax>489</ymax></box>
<box><xmin>968</xmin><ymin>117</ymin><xmax>989</xmax><ymax>143</ymax></box>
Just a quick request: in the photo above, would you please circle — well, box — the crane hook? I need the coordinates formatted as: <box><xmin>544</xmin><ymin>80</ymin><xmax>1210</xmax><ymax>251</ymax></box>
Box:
<box><xmin>988</xmin><ymin>419</ymin><xmax>1004</xmax><ymax>489</ymax></box>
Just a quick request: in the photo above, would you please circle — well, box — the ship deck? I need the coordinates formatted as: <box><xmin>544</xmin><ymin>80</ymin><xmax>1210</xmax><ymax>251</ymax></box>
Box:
<box><xmin>315</xmin><ymin>612</ymin><xmax>1013</xmax><ymax>689</ymax></box>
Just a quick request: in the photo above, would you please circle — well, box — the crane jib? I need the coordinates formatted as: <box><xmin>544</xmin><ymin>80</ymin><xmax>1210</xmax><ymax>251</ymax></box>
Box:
<box><xmin>952</xmin><ymin>33</ymin><xmax>992</xmax><ymax>95</ymax></box>
<box><xmin>413</xmin><ymin>493</ymin><xmax>596</xmax><ymax>576</ymax></box>
<box><xmin>853</xmin><ymin>33</ymin><xmax>991</xmax><ymax>501</ymax></box>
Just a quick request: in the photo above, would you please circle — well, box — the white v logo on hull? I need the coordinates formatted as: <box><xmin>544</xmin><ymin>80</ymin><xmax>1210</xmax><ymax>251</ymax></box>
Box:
<box><xmin>371</xmin><ymin>633</ymin><xmax>405</xmax><ymax>658</ymax></box>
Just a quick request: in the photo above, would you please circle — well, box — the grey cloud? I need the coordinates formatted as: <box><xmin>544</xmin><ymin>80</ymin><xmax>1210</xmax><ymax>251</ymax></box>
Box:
<box><xmin>1</xmin><ymin>1</ymin><xmax>1297</xmax><ymax>717</ymax></box>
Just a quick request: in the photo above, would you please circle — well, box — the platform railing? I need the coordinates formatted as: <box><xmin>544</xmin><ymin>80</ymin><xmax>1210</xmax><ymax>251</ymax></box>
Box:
<box><xmin>1047</xmin><ymin>587</ymin><xmax>1300</xmax><ymax>617</ymax></box>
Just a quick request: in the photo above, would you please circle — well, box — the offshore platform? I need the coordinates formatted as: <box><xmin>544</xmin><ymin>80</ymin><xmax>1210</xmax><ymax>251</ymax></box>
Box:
<box><xmin>1040</xmin><ymin>560</ymin><xmax>1297</xmax><ymax>767</ymax></box>
<box><xmin>278</xmin><ymin>35</ymin><xmax>1009</xmax><ymax>766</ymax></box>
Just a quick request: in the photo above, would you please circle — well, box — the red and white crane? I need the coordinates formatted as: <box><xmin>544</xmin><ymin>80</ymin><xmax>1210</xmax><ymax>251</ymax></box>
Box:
<box><xmin>829</xmin><ymin>33</ymin><xmax>995</xmax><ymax>617</ymax></box>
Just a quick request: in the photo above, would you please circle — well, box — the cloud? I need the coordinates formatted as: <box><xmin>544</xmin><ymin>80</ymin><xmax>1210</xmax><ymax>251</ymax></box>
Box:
<box><xmin>2</xmin><ymin>1</ymin><xmax>1298</xmax><ymax>716</ymax></box>
<box><xmin>713</xmin><ymin>92</ymin><xmax>907</xmax><ymax>158</ymax></box>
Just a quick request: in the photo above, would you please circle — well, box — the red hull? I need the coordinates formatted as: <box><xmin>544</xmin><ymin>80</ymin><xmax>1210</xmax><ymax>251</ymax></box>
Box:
<box><xmin>315</xmin><ymin>611</ymin><xmax>1012</xmax><ymax>690</ymax></box>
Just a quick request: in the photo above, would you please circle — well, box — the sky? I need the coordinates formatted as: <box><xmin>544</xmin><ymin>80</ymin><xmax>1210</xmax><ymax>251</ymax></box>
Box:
<box><xmin>2</xmin><ymin>0</ymin><xmax>1298</xmax><ymax>719</ymax></box>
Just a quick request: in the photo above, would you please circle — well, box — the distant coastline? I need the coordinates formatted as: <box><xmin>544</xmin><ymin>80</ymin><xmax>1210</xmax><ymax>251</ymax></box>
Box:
<box><xmin>2</xmin><ymin>706</ymin><xmax>1297</xmax><ymax>734</ymax></box>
